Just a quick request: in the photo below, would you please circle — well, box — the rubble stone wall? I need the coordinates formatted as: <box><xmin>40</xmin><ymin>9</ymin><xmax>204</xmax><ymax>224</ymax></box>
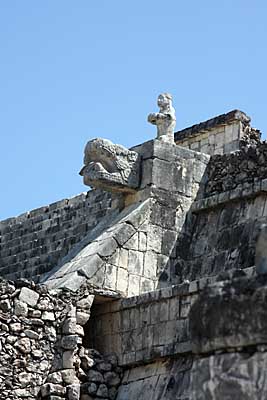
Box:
<box><xmin>0</xmin><ymin>278</ymin><xmax>123</xmax><ymax>400</ymax></box>
<box><xmin>204</xmin><ymin>140</ymin><xmax>267</xmax><ymax>197</ymax></box>
<box><xmin>0</xmin><ymin>190</ymin><xmax>113</xmax><ymax>282</ymax></box>
<box><xmin>0</xmin><ymin>278</ymin><xmax>71</xmax><ymax>399</ymax></box>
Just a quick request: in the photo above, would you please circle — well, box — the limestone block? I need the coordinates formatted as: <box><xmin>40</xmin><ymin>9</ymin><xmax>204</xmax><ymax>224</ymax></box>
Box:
<box><xmin>116</xmin><ymin>268</ymin><xmax>128</xmax><ymax>293</ymax></box>
<box><xmin>62</xmin><ymin>351</ymin><xmax>76</xmax><ymax>369</ymax></box>
<box><xmin>140</xmin><ymin>278</ymin><xmax>154</xmax><ymax>293</ymax></box>
<box><xmin>232</xmin><ymin>121</ymin><xmax>241</xmax><ymax>140</ymax></box>
<box><xmin>143</xmin><ymin>251</ymin><xmax>157</xmax><ymax>279</ymax></box>
<box><xmin>76</xmin><ymin>311</ymin><xmax>90</xmax><ymax>326</ymax></box>
<box><xmin>104</xmin><ymin>264</ymin><xmax>118</xmax><ymax>290</ymax></box>
<box><xmin>77</xmin><ymin>295</ymin><xmax>95</xmax><ymax>310</ymax></box>
<box><xmin>41</xmin><ymin>383</ymin><xmax>66</xmax><ymax>397</ymax></box>
<box><xmin>63</xmin><ymin>318</ymin><xmax>77</xmax><ymax>334</ymax></box>
<box><xmin>61</xmin><ymin>335</ymin><xmax>80</xmax><ymax>350</ymax></box>
<box><xmin>128</xmin><ymin>275</ymin><xmax>140</xmax><ymax>297</ymax></box>
<box><xmin>118</xmin><ymin>248</ymin><xmax>129</xmax><ymax>269</ymax></box>
<box><xmin>123</xmin><ymin>232</ymin><xmax>139</xmax><ymax>251</ymax></box>
<box><xmin>138</xmin><ymin>232</ymin><xmax>147</xmax><ymax>251</ymax></box>
<box><xmin>224</xmin><ymin>124</ymin><xmax>233</xmax><ymax>142</ymax></box>
<box><xmin>61</xmin><ymin>369</ymin><xmax>79</xmax><ymax>385</ymax></box>
<box><xmin>19</xmin><ymin>287</ymin><xmax>39</xmax><ymax>307</ymax></box>
<box><xmin>14</xmin><ymin>300</ymin><xmax>28</xmax><ymax>317</ymax></box>
<box><xmin>42</xmin><ymin>311</ymin><xmax>55</xmax><ymax>321</ymax></box>
<box><xmin>67</xmin><ymin>384</ymin><xmax>80</xmax><ymax>400</ymax></box>
<box><xmin>128</xmin><ymin>251</ymin><xmax>144</xmax><ymax>275</ymax></box>
<box><xmin>146</xmin><ymin>225</ymin><xmax>163</xmax><ymax>253</ymax></box>
<box><xmin>113</xmin><ymin>223</ymin><xmax>136</xmax><ymax>247</ymax></box>
<box><xmin>47</xmin><ymin>372</ymin><xmax>63</xmax><ymax>384</ymax></box>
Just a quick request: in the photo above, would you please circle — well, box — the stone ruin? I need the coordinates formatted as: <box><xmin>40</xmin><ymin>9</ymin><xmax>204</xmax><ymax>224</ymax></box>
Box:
<box><xmin>1</xmin><ymin>94</ymin><xmax>267</xmax><ymax>399</ymax></box>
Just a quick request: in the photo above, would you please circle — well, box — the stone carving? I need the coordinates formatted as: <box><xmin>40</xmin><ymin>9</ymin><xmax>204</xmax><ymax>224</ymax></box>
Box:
<box><xmin>148</xmin><ymin>93</ymin><xmax>176</xmax><ymax>143</ymax></box>
<box><xmin>79</xmin><ymin>138</ymin><xmax>141</xmax><ymax>193</ymax></box>
<box><xmin>255</xmin><ymin>224</ymin><xmax>267</xmax><ymax>275</ymax></box>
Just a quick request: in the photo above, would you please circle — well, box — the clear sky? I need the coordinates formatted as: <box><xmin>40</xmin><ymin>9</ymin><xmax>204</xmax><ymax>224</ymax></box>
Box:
<box><xmin>1</xmin><ymin>1</ymin><xmax>267</xmax><ymax>220</ymax></box>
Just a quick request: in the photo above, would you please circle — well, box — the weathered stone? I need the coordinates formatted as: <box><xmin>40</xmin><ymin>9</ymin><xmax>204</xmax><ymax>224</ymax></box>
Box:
<box><xmin>0</xmin><ymin>299</ymin><xmax>11</xmax><ymax>312</ymax></box>
<box><xmin>18</xmin><ymin>372</ymin><xmax>32</xmax><ymax>387</ymax></box>
<box><xmin>96</xmin><ymin>383</ymin><xmax>109</xmax><ymax>398</ymax></box>
<box><xmin>61</xmin><ymin>335</ymin><xmax>80</xmax><ymax>350</ymax></box>
<box><xmin>87</xmin><ymin>370</ymin><xmax>104</xmax><ymax>383</ymax></box>
<box><xmin>67</xmin><ymin>384</ymin><xmax>81</xmax><ymax>400</ymax></box>
<box><xmin>47</xmin><ymin>371</ymin><xmax>63</xmax><ymax>384</ymax></box>
<box><xmin>87</xmin><ymin>382</ymin><xmax>97</xmax><ymax>395</ymax></box>
<box><xmin>42</xmin><ymin>311</ymin><xmax>55</xmax><ymax>321</ymax></box>
<box><xmin>15</xmin><ymin>338</ymin><xmax>31</xmax><ymax>354</ymax></box>
<box><xmin>10</xmin><ymin>322</ymin><xmax>22</xmax><ymax>333</ymax></box>
<box><xmin>63</xmin><ymin>318</ymin><xmax>77</xmax><ymax>334</ymax></box>
<box><xmin>14</xmin><ymin>300</ymin><xmax>28</xmax><ymax>317</ymax></box>
<box><xmin>19</xmin><ymin>287</ymin><xmax>39</xmax><ymax>307</ymax></box>
<box><xmin>24</xmin><ymin>329</ymin><xmax>39</xmax><ymax>340</ymax></box>
<box><xmin>63</xmin><ymin>350</ymin><xmax>76</xmax><ymax>369</ymax></box>
<box><xmin>94</xmin><ymin>362</ymin><xmax>111</xmax><ymax>374</ymax></box>
<box><xmin>77</xmin><ymin>295</ymin><xmax>95</xmax><ymax>310</ymax></box>
<box><xmin>76</xmin><ymin>311</ymin><xmax>90</xmax><ymax>325</ymax></box>
<box><xmin>41</xmin><ymin>383</ymin><xmax>66</xmax><ymax>397</ymax></box>
<box><xmin>61</xmin><ymin>369</ymin><xmax>79</xmax><ymax>384</ymax></box>
<box><xmin>81</xmin><ymin>355</ymin><xmax>95</xmax><ymax>370</ymax></box>
<box><xmin>104</xmin><ymin>371</ymin><xmax>121</xmax><ymax>387</ymax></box>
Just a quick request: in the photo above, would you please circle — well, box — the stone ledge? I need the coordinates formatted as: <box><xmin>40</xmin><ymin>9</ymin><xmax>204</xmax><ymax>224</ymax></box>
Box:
<box><xmin>192</xmin><ymin>177</ymin><xmax>267</xmax><ymax>213</ymax></box>
<box><xmin>174</xmin><ymin>109</ymin><xmax>250</xmax><ymax>142</ymax></box>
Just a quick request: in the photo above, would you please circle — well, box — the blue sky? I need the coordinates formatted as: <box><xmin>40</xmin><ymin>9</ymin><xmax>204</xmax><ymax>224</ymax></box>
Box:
<box><xmin>0</xmin><ymin>1</ymin><xmax>266</xmax><ymax>220</ymax></box>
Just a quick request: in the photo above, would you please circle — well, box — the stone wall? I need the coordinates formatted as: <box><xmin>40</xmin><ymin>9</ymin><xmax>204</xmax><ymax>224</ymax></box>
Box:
<box><xmin>0</xmin><ymin>278</ymin><xmax>71</xmax><ymax>399</ymax></box>
<box><xmin>204</xmin><ymin>139</ymin><xmax>267</xmax><ymax>197</ymax></box>
<box><xmin>88</xmin><ymin>277</ymin><xmax>213</xmax><ymax>367</ymax></box>
<box><xmin>173</xmin><ymin>191</ymin><xmax>267</xmax><ymax>284</ymax></box>
<box><xmin>117</xmin><ymin>356</ymin><xmax>192</xmax><ymax>400</ymax></box>
<box><xmin>0</xmin><ymin>190</ymin><xmax>113</xmax><ymax>282</ymax></box>
<box><xmin>0</xmin><ymin>278</ymin><xmax>123</xmax><ymax>400</ymax></box>
<box><xmin>174</xmin><ymin>109</ymin><xmax>256</xmax><ymax>156</ymax></box>
<box><xmin>189</xmin><ymin>275</ymin><xmax>267</xmax><ymax>399</ymax></box>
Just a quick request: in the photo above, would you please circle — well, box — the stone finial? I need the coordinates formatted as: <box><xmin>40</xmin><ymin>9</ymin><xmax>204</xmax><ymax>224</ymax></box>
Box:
<box><xmin>255</xmin><ymin>224</ymin><xmax>267</xmax><ymax>275</ymax></box>
<box><xmin>148</xmin><ymin>93</ymin><xmax>176</xmax><ymax>143</ymax></box>
<box><xmin>79</xmin><ymin>138</ymin><xmax>141</xmax><ymax>193</ymax></box>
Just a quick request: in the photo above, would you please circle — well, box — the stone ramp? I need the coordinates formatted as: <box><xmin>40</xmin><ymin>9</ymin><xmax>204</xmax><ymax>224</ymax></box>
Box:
<box><xmin>44</xmin><ymin>199</ymin><xmax>154</xmax><ymax>297</ymax></box>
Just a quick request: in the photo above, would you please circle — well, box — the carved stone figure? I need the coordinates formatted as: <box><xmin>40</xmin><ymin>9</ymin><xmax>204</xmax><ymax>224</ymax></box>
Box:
<box><xmin>79</xmin><ymin>138</ymin><xmax>141</xmax><ymax>193</ymax></box>
<box><xmin>255</xmin><ymin>224</ymin><xmax>267</xmax><ymax>275</ymax></box>
<box><xmin>148</xmin><ymin>93</ymin><xmax>176</xmax><ymax>143</ymax></box>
